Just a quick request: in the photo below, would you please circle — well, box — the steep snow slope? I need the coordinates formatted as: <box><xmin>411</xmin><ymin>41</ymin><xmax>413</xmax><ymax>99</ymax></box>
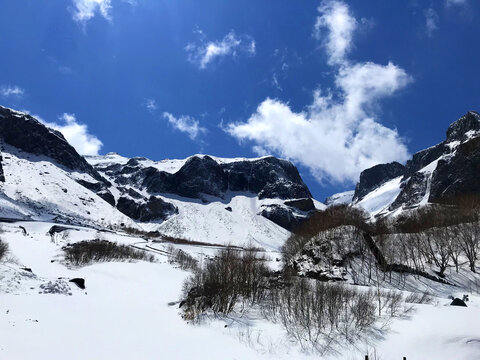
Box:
<box><xmin>143</xmin><ymin>193</ymin><xmax>291</xmax><ymax>250</ymax></box>
<box><xmin>356</xmin><ymin>176</ymin><xmax>403</xmax><ymax>216</ymax></box>
<box><xmin>0</xmin><ymin>144</ymin><xmax>136</xmax><ymax>228</ymax></box>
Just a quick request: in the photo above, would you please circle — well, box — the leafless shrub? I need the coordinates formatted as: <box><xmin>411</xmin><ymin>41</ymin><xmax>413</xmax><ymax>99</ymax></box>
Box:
<box><xmin>168</xmin><ymin>247</ymin><xmax>199</xmax><ymax>271</ymax></box>
<box><xmin>63</xmin><ymin>239</ymin><xmax>155</xmax><ymax>266</ymax></box>
<box><xmin>405</xmin><ymin>291</ymin><xmax>433</xmax><ymax>304</ymax></box>
<box><xmin>0</xmin><ymin>239</ymin><xmax>8</xmax><ymax>261</ymax></box>
<box><xmin>181</xmin><ymin>247</ymin><xmax>270</xmax><ymax>318</ymax></box>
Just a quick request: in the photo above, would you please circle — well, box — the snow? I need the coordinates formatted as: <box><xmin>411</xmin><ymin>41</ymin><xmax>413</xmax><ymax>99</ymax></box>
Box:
<box><xmin>0</xmin><ymin>145</ymin><xmax>137</xmax><ymax>228</ymax></box>
<box><xmin>2</xmin><ymin>221</ymin><xmax>480</xmax><ymax>360</ymax></box>
<box><xmin>355</xmin><ymin>176</ymin><xmax>403</xmax><ymax>216</ymax></box>
<box><xmin>86</xmin><ymin>153</ymin><xmax>276</xmax><ymax>174</ymax></box>
<box><xmin>325</xmin><ymin>190</ymin><xmax>354</xmax><ymax>206</ymax></box>
<box><xmin>146</xmin><ymin>192</ymin><xmax>291</xmax><ymax>251</ymax></box>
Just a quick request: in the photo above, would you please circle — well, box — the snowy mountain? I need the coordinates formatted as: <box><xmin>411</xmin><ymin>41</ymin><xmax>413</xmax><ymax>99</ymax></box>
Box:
<box><xmin>350</xmin><ymin>111</ymin><xmax>480</xmax><ymax>217</ymax></box>
<box><xmin>0</xmin><ymin>106</ymin><xmax>322</xmax><ymax>249</ymax></box>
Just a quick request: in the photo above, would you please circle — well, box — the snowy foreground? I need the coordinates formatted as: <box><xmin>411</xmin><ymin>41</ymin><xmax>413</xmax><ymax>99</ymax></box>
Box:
<box><xmin>1</xmin><ymin>221</ymin><xmax>480</xmax><ymax>360</ymax></box>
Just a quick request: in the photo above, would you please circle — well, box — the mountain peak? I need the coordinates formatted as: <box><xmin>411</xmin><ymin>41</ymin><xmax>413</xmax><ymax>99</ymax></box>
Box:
<box><xmin>446</xmin><ymin>110</ymin><xmax>480</xmax><ymax>142</ymax></box>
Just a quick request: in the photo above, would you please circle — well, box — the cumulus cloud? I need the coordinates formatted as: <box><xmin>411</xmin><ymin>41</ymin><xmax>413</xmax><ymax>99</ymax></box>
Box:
<box><xmin>314</xmin><ymin>0</ymin><xmax>357</xmax><ymax>65</ymax></box>
<box><xmin>1</xmin><ymin>85</ymin><xmax>24</xmax><ymax>97</ymax></box>
<box><xmin>186</xmin><ymin>30</ymin><xmax>256</xmax><ymax>69</ymax></box>
<box><xmin>227</xmin><ymin>0</ymin><xmax>411</xmax><ymax>185</ymax></box>
<box><xmin>424</xmin><ymin>8</ymin><xmax>439</xmax><ymax>37</ymax></box>
<box><xmin>42</xmin><ymin>113</ymin><xmax>103</xmax><ymax>155</ymax></box>
<box><xmin>71</xmin><ymin>0</ymin><xmax>112</xmax><ymax>24</ymax></box>
<box><xmin>163</xmin><ymin>112</ymin><xmax>207</xmax><ymax>140</ymax></box>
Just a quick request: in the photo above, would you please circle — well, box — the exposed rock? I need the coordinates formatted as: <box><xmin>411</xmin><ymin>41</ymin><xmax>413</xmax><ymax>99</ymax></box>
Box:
<box><xmin>116</xmin><ymin>196</ymin><xmax>178</xmax><ymax>222</ymax></box>
<box><xmin>446</xmin><ymin>111</ymin><xmax>480</xmax><ymax>142</ymax></box>
<box><xmin>354</xmin><ymin>162</ymin><xmax>405</xmax><ymax>201</ymax></box>
<box><xmin>98</xmin><ymin>155</ymin><xmax>311</xmax><ymax>201</ymax></box>
<box><xmin>284</xmin><ymin>198</ymin><xmax>315</xmax><ymax>212</ymax></box>
<box><xmin>404</xmin><ymin>143</ymin><xmax>446</xmax><ymax>176</ymax></box>
<box><xmin>69</xmin><ymin>278</ymin><xmax>85</xmax><ymax>290</ymax></box>
<box><xmin>352</xmin><ymin>111</ymin><xmax>480</xmax><ymax>212</ymax></box>
<box><xmin>429</xmin><ymin>136</ymin><xmax>480</xmax><ymax>203</ymax></box>
<box><xmin>260</xmin><ymin>205</ymin><xmax>306</xmax><ymax>231</ymax></box>
<box><xmin>0</xmin><ymin>106</ymin><xmax>102</xmax><ymax>181</ymax></box>
<box><xmin>389</xmin><ymin>172</ymin><xmax>428</xmax><ymax>210</ymax></box>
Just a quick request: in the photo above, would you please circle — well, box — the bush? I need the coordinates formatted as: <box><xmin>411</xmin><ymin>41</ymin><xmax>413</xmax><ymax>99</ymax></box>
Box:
<box><xmin>282</xmin><ymin>205</ymin><xmax>370</xmax><ymax>265</ymax></box>
<box><xmin>0</xmin><ymin>239</ymin><xmax>8</xmax><ymax>261</ymax></box>
<box><xmin>167</xmin><ymin>246</ymin><xmax>199</xmax><ymax>271</ymax></box>
<box><xmin>181</xmin><ymin>247</ymin><xmax>270</xmax><ymax>318</ymax></box>
<box><xmin>63</xmin><ymin>240</ymin><xmax>155</xmax><ymax>266</ymax></box>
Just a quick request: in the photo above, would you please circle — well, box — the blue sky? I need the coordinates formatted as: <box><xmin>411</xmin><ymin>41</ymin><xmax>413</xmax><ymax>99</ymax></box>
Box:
<box><xmin>0</xmin><ymin>0</ymin><xmax>478</xmax><ymax>201</ymax></box>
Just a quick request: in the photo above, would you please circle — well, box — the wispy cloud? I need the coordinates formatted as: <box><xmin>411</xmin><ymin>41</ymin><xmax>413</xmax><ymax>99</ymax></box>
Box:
<box><xmin>424</xmin><ymin>8</ymin><xmax>439</xmax><ymax>37</ymax></box>
<box><xmin>145</xmin><ymin>99</ymin><xmax>158</xmax><ymax>113</ymax></box>
<box><xmin>446</xmin><ymin>0</ymin><xmax>467</xmax><ymax>7</ymax></box>
<box><xmin>313</xmin><ymin>0</ymin><xmax>357</xmax><ymax>65</ymax></box>
<box><xmin>163</xmin><ymin>112</ymin><xmax>207</xmax><ymax>140</ymax></box>
<box><xmin>227</xmin><ymin>0</ymin><xmax>411</xmax><ymax>185</ymax></box>
<box><xmin>186</xmin><ymin>29</ymin><xmax>256</xmax><ymax>69</ymax></box>
<box><xmin>1</xmin><ymin>85</ymin><xmax>24</xmax><ymax>97</ymax></box>
<box><xmin>71</xmin><ymin>0</ymin><xmax>112</xmax><ymax>24</ymax></box>
<box><xmin>42</xmin><ymin>113</ymin><xmax>103</xmax><ymax>155</ymax></box>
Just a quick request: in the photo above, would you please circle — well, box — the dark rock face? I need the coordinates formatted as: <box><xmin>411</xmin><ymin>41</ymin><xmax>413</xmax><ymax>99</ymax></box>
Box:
<box><xmin>0</xmin><ymin>151</ymin><xmax>5</xmax><ymax>182</ymax></box>
<box><xmin>353</xmin><ymin>162</ymin><xmax>405</xmax><ymax>201</ymax></box>
<box><xmin>429</xmin><ymin>136</ymin><xmax>480</xmax><ymax>203</ymax></box>
<box><xmin>116</xmin><ymin>196</ymin><xmax>178</xmax><ymax>222</ymax></box>
<box><xmin>389</xmin><ymin>172</ymin><xmax>428</xmax><ymax>210</ymax></box>
<box><xmin>260</xmin><ymin>205</ymin><xmax>306</xmax><ymax>231</ymax></box>
<box><xmin>99</xmin><ymin>155</ymin><xmax>311</xmax><ymax>201</ymax></box>
<box><xmin>446</xmin><ymin>111</ymin><xmax>480</xmax><ymax>142</ymax></box>
<box><xmin>284</xmin><ymin>198</ymin><xmax>315</xmax><ymax>212</ymax></box>
<box><xmin>0</xmin><ymin>107</ymin><xmax>102</xmax><ymax>181</ymax></box>
<box><xmin>352</xmin><ymin>111</ymin><xmax>480</xmax><ymax>211</ymax></box>
<box><xmin>404</xmin><ymin>143</ymin><xmax>446</xmax><ymax>176</ymax></box>
<box><xmin>69</xmin><ymin>278</ymin><xmax>85</xmax><ymax>290</ymax></box>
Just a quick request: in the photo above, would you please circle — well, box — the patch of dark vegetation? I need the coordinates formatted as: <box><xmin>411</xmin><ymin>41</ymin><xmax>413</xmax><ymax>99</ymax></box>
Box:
<box><xmin>63</xmin><ymin>240</ymin><xmax>155</xmax><ymax>266</ymax></box>
<box><xmin>0</xmin><ymin>239</ymin><xmax>8</xmax><ymax>261</ymax></box>
<box><xmin>181</xmin><ymin>248</ymin><xmax>270</xmax><ymax>318</ymax></box>
<box><xmin>180</xmin><ymin>247</ymin><xmax>409</xmax><ymax>354</ymax></box>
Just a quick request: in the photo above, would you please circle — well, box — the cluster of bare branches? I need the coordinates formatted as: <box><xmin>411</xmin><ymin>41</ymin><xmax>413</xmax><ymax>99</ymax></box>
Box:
<box><xmin>181</xmin><ymin>248</ymin><xmax>270</xmax><ymax>319</ymax></box>
<box><xmin>63</xmin><ymin>239</ymin><xmax>155</xmax><ymax>266</ymax></box>
<box><xmin>0</xmin><ymin>238</ymin><xmax>8</xmax><ymax>261</ymax></box>
<box><xmin>167</xmin><ymin>246</ymin><xmax>199</xmax><ymax>271</ymax></box>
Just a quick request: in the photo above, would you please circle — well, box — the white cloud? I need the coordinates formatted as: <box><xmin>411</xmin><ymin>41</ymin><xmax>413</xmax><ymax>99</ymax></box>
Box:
<box><xmin>186</xmin><ymin>30</ymin><xmax>256</xmax><ymax>69</ymax></box>
<box><xmin>71</xmin><ymin>0</ymin><xmax>112</xmax><ymax>24</ymax></box>
<box><xmin>424</xmin><ymin>8</ymin><xmax>439</xmax><ymax>37</ymax></box>
<box><xmin>314</xmin><ymin>0</ymin><xmax>357</xmax><ymax>65</ymax></box>
<box><xmin>145</xmin><ymin>99</ymin><xmax>157</xmax><ymax>113</ymax></box>
<box><xmin>227</xmin><ymin>0</ymin><xmax>411</xmax><ymax>185</ymax></box>
<box><xmin>1</xmin><ymin>85</ymin><xmax>24</xmax><ymax>97</ymax></box>
<box><xmin>42</xmin><ymin>113</ymin><xmax>103</xmax><ymax>156</ymax></box>
<box><xmin>163</xmin><ymin>112</ymin><xmax>207</xmax><ymax>140</ymax></box>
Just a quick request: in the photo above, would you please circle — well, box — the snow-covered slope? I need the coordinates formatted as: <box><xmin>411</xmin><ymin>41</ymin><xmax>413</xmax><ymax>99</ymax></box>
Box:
<box><xmin>0</xmin><ymin>144</ymin><xmax>136</xmax><ymax>228</ymax></box>
<box><xmin>2</xmin><ymin>220</ymin><xmax>480</xmax><ymax>360</ymax></box>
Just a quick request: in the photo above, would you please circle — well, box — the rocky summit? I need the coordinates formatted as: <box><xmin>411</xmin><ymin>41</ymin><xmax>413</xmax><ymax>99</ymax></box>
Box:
<box><xmin>349</xmin><ymin>111</ymin><xmax>480</xmax><ymax>215</ymax></box>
